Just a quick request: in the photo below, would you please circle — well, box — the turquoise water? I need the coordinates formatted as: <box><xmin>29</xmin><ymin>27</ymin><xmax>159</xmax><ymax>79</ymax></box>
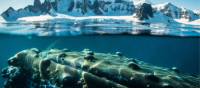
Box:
<box><xmin>0</xmin><ymin>34</ymin><xmax>199</xmax><ymax>74</ymax></box>
<box><xmin>0</xmin><ymin>20</ymin><xmax>199</xmax><ymax>87</ymax></box>
<box><xmin>0</xmin><ymin>19</ymin><xmax>200</xmax><ymax>36</ymax></box>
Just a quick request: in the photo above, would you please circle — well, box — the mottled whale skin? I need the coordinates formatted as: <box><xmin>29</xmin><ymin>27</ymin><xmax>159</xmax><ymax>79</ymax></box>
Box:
<box><xmin>1</xmin><ymin>48</ymin><xmax>200</xmax><ymax>88</ymax></box>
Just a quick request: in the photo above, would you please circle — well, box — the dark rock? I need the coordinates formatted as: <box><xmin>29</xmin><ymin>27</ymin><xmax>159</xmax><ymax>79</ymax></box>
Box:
<box><xmin>68</xmin><ymin>1</ymin><xmax>75</xmax><ymax>12</ymax></box>
<box><xmin>82</xmin><ymin>0</ymin><xmax>88</xmax><ymax>14</ymax></box>
<box><xmin>41</xmin><ymin>0</ymin><xmax>52</xmax><ymax>13</ymax></box>
<box><xmin>135</xmin><ymin>29</ymin><xmax>151</xmax><ymax>35</ymax></box>
<box><xmin>115</xmin><ymin>0</ymin><xmax>123</xmax><ymax>3</ymax></box>
<box><xmin>136</xmin><ymin>3</ymin><xmax>154</xmax><ymax>20</ymax></box>
<box><xmin>92</xmin><ymin>0</ymin><xmax>103</xmax><ymax>15</ymax></box>
<box><xmin>1</xmin><ymin>7</ymin><xmax>17</xmax><ymax>21</ymax></box>
<box><xmin>33</xmin><ymin>0</ymin><xmax>42</xmax><ymax>12</ymax></box>
<box><xmin>34</xmin><ymin>0</ymin><xmax>42</xmax><ymax>7</ymax></box>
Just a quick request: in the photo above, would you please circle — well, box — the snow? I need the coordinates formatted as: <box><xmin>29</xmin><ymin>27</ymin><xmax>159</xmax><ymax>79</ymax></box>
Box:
<box><xmin>0</xmin><ymin>16</ymin><xmax>6</xmax><ymax>23</ymax></box>
<box><xmin>175</xmin><ymin>19</ymin><xmax>200</xmax><ymax>25</ymax></box>
<box><xmin>153</xmin><ymin>2</ymin><xmax>199</xmax><ymax>21</ymax></box>
<box><xmin>153</xmin><ymin>2</ymin><xmax>183</xmax><ymax>19</ymax></box>
<box><xmin>145</xmin><ymin>12</ymin><xmax>174</xmax><ymax>24</ymax></box>
<box><xmin>134</xmin><ymin>0</ymin><xmax>152</xmax><ymax>6</ymax></box>
<box><xmin>194</xmin><ymin>9</ymin><xmax>200</xmax><ymax>15</ymax></box>
<box><xmin>153</xmin><ymin>2</ymin><xmax>173</xmax><ymax>10</ymax></box>
<box><xmin>18</xmin><ymin>15</ymin><xmax>54</xmax><ymax>22</ymax></box>
<box><xmin>16</xmin><ymin>13</ymin><xmax>200</xmax><ymax>27</ymax></box>
<box><xmin>17</xmin><ymin>13</ymin><xmax>139</xmax><ymax>22</ymax></box>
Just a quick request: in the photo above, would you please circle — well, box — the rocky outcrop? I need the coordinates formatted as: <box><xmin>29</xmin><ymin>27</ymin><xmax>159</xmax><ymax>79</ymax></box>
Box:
<box><xmin>33</xmin><ymin>0</ymin><xmax>42</xmax><ymax>11</ymax></box>
<box><xmin>1</xmin><ymin>0</ymin><xmax>58</xmax><ymax>21</ymax></box>
<box><xmin>1</xmin><ymin>48</ymin><xmax>200</xmax><ymax>88</ymax></box>
<box><xmin>1</xmin><ymin>7</ymin><xmax>19</xmax><ymax>21</ymax></box>
<box><xmin>1</xmin><ymin>0</ymin><xmax>43</xmax><ymax>21</ymax></box>
<box><xmin>136</xmin><ymin>3</ymin><xmax>153</xmax><ymax>20</ymax></box>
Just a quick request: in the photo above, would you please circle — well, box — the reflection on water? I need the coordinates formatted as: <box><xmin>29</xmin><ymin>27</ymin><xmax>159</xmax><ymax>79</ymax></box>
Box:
<box><xmin>0</xmin><ymin>19</ymin><xmax>200</xmax><ymax>36</ymax></box>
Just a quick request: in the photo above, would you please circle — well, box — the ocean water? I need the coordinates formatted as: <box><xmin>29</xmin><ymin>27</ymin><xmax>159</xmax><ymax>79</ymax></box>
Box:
<box><xmin>0</xmin><ymin>20</ymin><xmax>199</xmax><ymax>87</ymax></box>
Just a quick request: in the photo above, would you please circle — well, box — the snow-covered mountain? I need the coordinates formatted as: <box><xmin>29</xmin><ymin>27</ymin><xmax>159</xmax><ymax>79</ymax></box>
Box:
<box><xmin>194</xmin><ymin>9</ymin><xmax>200</xmax><ymax>16</ymax></box>
<box><xmin>0</xmin><ymin>0</ymin><xmax>199</xmax><ymax>25</ymax></box>
<box><xmin>1</xmin><ymin>0</ymin><xmax>135</xmax><ymax>21</ymax></box>
<box><xmin>153</xmin><ymin>2</ymin><xmax>199</xmax><ymax>21</ymax></box>
<box><xmin>57</xmin><ymin>0</ymin><xmax>135</xmax><ymax>16</ymax></box>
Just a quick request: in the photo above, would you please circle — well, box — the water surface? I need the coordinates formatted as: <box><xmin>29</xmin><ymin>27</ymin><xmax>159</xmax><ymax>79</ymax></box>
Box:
<box><xmin>0</xmin><ymin>19</ymin><xmax>199</xmax><ymax>87</ymax></box>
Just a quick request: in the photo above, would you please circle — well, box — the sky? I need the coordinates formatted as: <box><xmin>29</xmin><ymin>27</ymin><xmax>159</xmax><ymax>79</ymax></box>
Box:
<box><xmin>0</xmin><ymin>0</ymin><xmax>199</xmax><ymax>14</ymax></box>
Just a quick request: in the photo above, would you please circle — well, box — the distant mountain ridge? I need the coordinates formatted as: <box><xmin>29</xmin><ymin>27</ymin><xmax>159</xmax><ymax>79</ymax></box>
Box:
<box><xmin>1</xmin><ymin>0</ymin><xmax>200</xmax><ymax>22</ymax></box>
<box><xmin>153</xmin><ymin>2</ymin><xmax>199</xmax><ymax>21</ymax></box>
<box><xmin>1</xmin><ymin>0</ymin><xmax>135</xmax><ymax>21</ymax></box>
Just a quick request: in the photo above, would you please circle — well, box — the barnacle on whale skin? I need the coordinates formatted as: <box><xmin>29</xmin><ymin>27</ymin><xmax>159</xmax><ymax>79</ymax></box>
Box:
<box><xmin>1</xmin><ymin>48</ymin><xmax>200</xmax><ymax>88</ymax></box>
